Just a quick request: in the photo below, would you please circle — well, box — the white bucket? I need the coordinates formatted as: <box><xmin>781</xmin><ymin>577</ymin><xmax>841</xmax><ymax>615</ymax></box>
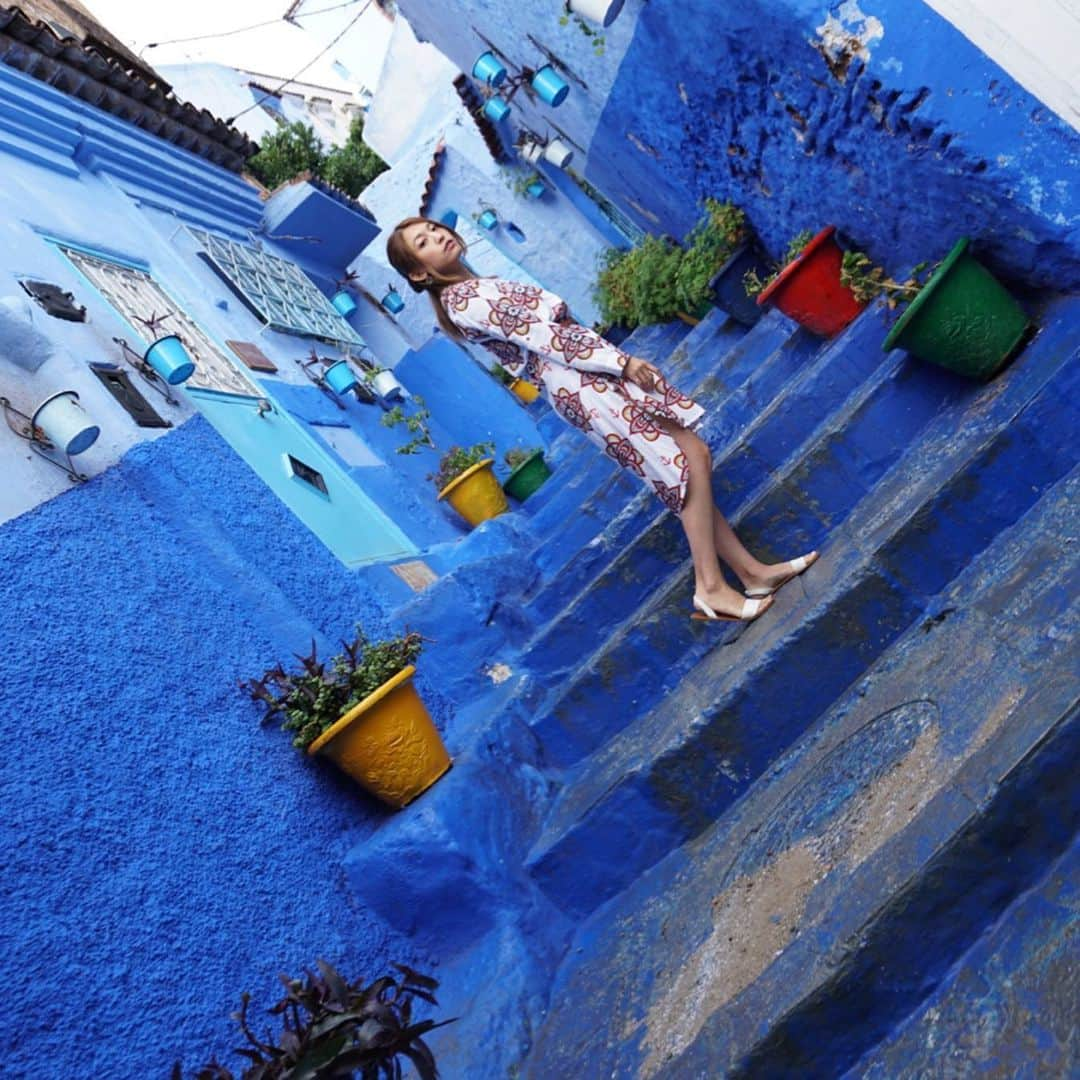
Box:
<box><xmin>543</xmin><ymin>138</ymin><xmax>574</xmax><ymax>168</ymax></box>
<box><xmin>32</xmin><ymin>391</ymin><xmax>100</xmax><ymax>455</ymax></box>
<box><xmin>569</xmin><ymin>0</ymin><xmax>625</xmax><ymax>27</ymax></box>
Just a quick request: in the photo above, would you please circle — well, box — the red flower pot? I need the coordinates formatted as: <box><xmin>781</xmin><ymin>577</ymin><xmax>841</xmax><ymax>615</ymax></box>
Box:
<box><xmin>757</xmin><ymin>226</ymin><xmax>865</xmax><ymax>337</ymax></box>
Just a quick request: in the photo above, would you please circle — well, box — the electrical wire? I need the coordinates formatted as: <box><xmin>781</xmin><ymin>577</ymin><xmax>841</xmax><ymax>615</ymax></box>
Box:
<box><xmin>142</xmin><ymin>0</ymin><xmax>362</xmax><ymax>51</ymax></box>
<box><xmin>225</xmin><ymin>0</ymin><xmax>373</xmax><ymax>125</ymax></box>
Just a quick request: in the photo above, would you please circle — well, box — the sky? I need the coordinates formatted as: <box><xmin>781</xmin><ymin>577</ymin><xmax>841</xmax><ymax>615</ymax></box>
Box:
<box><xmin>83</xmin><ymin>0</ymin><xmax>391</xmax><ymax>91</ymax></box>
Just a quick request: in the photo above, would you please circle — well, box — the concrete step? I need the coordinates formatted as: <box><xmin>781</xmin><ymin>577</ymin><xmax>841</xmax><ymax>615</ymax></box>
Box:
<box><xmin>517</xmin><ymin>307</ymin><xmax>900</xmax><ymax>680</ymax></box>
<box><xmin>522</xmin><ymin>465</ymin><xmax>1080</xmax><ymax>1078</ymax></box>
<box><xmin>524</xmin><ymin>327</ymin><xmax>1080</xmax><ymax>918</ymax></box>
<box><xmin>519</xmin><ymin>294</ymin><xmax>1078</xmax><ymax>768</ymax></box>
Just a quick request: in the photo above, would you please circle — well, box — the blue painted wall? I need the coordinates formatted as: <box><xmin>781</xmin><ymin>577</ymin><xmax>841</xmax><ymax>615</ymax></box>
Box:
<box><xmin>0</xmin><ymin>418</ymin><xmax>440</xmax><ymax>1079</ymax></box>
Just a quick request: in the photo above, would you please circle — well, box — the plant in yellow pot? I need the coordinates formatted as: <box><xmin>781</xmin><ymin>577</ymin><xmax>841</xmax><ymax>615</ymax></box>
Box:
<box><xmin>430</xmin><ymin>441</ymin><xmax>507</xmax><ymax>527</ymax></box>
<box><xmin>244</xmin><ymin>629</ymin><xmax>450</xmax><ymax>809</ymax></box>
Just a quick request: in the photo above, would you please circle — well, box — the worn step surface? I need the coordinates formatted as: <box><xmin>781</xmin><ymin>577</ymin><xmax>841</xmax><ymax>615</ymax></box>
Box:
<box><xmin>524</xmin><ymin>320</ymin><xmax>1080</xmax><ymax>917</ymax></box>
<box><xmin>522</xmin><ymin>464</ymin><xmax>1080</xmax><ymax>1079</ymax></box>
<box><xmin>521</xmin><ymin>294</ymin><xmax>1080</xmax><ymax>768</ymax></box>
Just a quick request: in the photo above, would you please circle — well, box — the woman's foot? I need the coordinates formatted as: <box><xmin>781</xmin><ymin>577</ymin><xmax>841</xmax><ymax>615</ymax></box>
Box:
<box><xmin>691</xmin><ymin>583</ymin><xmax>774</xmax><ymax>622</ymax></box>
<box><xmin>741</xmin><ymin>551</ymin><xmax>820</xmax><ymax>599</ymax></box>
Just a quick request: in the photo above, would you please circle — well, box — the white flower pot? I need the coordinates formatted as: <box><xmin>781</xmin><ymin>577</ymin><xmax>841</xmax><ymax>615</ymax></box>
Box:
<box><xmin>371</xmin><ymin>370</ymin><xmax>405</xmax><ymax>401</ymax></box>
<box><xmin>568</xmin><ymin>0</ymin><xmax>625</xmax><ymax>28</ymax></box>
<box><xmin>32</xmin><ymin>390</ymin><xmax>100</xmax><ymax>455</ymax></box>
<box><xmin>520</xmin><ymin>141</ymin><xmax>545</xmax><ymax>164</ymax></box>
<box><xmin>543</xmin><ymin>138</ymin><xmax>574</xmax><ymax>168</ymax></box>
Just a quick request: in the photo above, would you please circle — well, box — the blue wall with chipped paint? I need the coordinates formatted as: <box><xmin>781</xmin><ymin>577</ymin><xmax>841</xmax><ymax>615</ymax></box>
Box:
<box><xmin>398</xmin><ymin>0</ymin><xmax>1080</xmax><ymax>287</ymax></box>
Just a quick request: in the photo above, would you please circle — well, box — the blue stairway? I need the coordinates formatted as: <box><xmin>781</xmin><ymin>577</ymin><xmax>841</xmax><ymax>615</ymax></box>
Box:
<box><xmin>505</xmin><ymin>294</ymin><xmax>1080</xmax><ymax>1076</ymax></box>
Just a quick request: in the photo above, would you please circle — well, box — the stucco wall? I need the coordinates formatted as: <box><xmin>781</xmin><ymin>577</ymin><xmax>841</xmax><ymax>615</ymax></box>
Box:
<box><xmin>397</xmin><ymin>0</ymin><xmax>1080</xmax><ymax>288</ymax></box>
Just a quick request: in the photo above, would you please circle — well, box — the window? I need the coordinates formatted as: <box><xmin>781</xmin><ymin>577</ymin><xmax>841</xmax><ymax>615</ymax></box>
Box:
<box><xmin>60</xmin><ymin>246</ymin><xmax>259</xmax><ymax>398</ymax></box>
<box><xmin>286</xmin><ymin>454</ymin><xmax>329</xmax><ymax>495</ymax></box>
<box><xmin>187</xmin><ymin>227</ymin><xmax>362</xmax><ymax>346</ymax></box>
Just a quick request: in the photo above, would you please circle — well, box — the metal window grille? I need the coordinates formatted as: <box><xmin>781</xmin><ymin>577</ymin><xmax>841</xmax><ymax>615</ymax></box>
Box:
<box><xmin>60</xmin><ymin>246</ymin><xmax>259</xmax><ymax>398</ymax></box>
<box><xmin>186</xmin><ymin>227</ymin><xmax>362</xmax><ymax>346</ymax></box>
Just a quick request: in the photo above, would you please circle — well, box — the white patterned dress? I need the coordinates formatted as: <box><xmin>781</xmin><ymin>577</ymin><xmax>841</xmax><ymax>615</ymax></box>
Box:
<box><xmin>441</xmin><ymin>277</ymin><xmax>705</xmax><ymax>513</ymax></box>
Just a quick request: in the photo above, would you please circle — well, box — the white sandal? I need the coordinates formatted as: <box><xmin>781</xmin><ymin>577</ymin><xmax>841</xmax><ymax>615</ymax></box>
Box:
<box><xmin>691</xmin><ymin>593</ymin><xmax>773</xmax><ymax>622</ymax></box>
<box><xmin>744</xmin><ymin>551</ymin><xmax>820</xmax><ymax>599</ymax></box>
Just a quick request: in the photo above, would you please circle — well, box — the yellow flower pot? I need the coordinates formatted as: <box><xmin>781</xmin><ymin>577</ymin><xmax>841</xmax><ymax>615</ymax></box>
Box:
<box><xmin>437</xmin><ymin>457</ymin><xmax>508</xmax><ymax>527</ymax></box>
<box><xmin>509</xmin><ymin>378</ymin><xmax>540</xmax><ymax>404</ymax></box>
<box><xmin>306</xmin><ymin>665</ymin><xmax>451</xmax><ymax>808</ymax></box>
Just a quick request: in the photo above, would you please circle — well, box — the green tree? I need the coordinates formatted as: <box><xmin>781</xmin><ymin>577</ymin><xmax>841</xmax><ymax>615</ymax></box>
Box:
<box><xmin>247</xmin><ymin>120</ymin><xmax>326</xmax><ymax>190</ymax></box>
<box><xmin>322</xmin><ymin>114</ymin><xmax>388</xmax><ymax>197</ymax></box>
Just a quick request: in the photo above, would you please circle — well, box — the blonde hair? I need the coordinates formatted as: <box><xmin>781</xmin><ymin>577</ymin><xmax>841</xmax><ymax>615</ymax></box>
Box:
<box><xmin>386</xmin><ymin>216</ymin><xmax>471</xmax><ymax>340</ymax></box>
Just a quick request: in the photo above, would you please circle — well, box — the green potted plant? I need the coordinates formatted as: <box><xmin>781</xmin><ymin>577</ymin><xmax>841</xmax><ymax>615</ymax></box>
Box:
<box><xmin>243</xmin><ymin>629</ymin><xmax>451</xmax><ymax>808</ymax></box>
<box><xmin>429</xmin><ymin>441</ymin><xmax>508</xmax><ymax>527</ymax></box>
<box><xmin>875</xmin><ymin>238</ymin><xmax>1032</xmax><ymax>380</ymax></box>
<box><xmin>180</xmin><ymin>959</ymin><xmax>453</xmax><ymax>1079</ymax></box>
<box><xmin>503</xmin><ymin>446</ymin><xmax>552</xmax><ymax>501</ymax></box>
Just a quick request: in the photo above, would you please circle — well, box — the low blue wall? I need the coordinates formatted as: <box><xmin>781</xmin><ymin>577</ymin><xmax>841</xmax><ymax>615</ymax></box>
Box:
<box><xmin>0</xmin><ymin>418</ymin><xmax>444</xmax><ymax>1078</ymax></box>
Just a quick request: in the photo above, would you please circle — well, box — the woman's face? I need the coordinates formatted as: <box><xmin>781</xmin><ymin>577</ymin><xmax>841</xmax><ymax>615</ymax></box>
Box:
<box><xmin>401</xmin><ymin>220</ymin><xmax>463</xmax><ymax>280</ymax></box>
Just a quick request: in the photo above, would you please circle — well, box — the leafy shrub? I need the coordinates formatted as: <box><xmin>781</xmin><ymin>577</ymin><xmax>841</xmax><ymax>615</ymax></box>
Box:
<box><xmin>243</xmin><ymin>630</ymin><xmax>423</xmax><ymax>751</ymax></box>
<box><xmin>429</xmin><ymin>442</ymin><xmax>495</xmax><ymax>491</ymax></box>
<box><xmin>504</xmin><ymin>447</ymin><xmax>541</xmax><ymax>470</ymax></box>
<box><xmin>743</xmin><ymin>229</ymin><xmax>816</xmax><ymax>297</ymax></box>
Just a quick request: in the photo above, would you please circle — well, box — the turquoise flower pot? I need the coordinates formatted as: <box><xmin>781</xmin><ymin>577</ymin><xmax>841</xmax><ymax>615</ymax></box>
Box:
<box><xmin>472</xmin><ymin>51</ymin><xmax>507</xmax><ymax>87</ymax></box>
<box><xmin>331</xmin><ymin>290</ymin><xmax>358</xmax><ymax>317</ymax></box>
<box><xmin>144</xmin><ymin>335</ymin><xmax>196</xmax><ymax>385</ymax></box>
<box><xmin>439</xmin><ymin>210</ymin><xmax>459</xmax><ymax>229</ymax></box>
<box><xmin>478</xmin><ymin>210</ymin><xmax>498</xmax><ymax>230</ymax></box>
<box><xmin>483</xmin><ymin>96</ymin><xmax>511</xmax><ymax>122</ymax></box>
<box><xmin>382</xmin><ymin>289</ymin><xmax>405</xmax><ymax>314</ymax></box>
<box><xmin>324</xmin><ymin>360</ymin><xmax>359</xmax><ymax>395</ymax></box>
<box><xmin>525</xmin><ymin>180</ymin><xmax>546</xmax><ymax>199</ymax></box>
<box><xmin>532</xmin><ymin>65</ymin><xmax>569</xmax><ymax>107</ymax></box>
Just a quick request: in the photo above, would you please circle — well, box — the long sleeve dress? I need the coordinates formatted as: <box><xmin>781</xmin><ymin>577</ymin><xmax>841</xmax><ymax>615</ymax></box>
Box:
<box><xmin>440</xmin><ymin>277</ymin><xmax>705</xmax><ymax>514</ymax></box>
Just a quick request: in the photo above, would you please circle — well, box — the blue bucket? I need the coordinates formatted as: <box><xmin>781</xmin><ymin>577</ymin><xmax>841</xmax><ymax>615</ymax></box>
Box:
<box><xmin>439</xmin><ymin>210</ymin><xmax>459</xmax><ymax>229</ymax></box>
<box><xmin>144</xmin><ymin>335</ymin><xmax>195</xmax><ymax>385</ymax></box>
<box><xmin>708</xmin><ymin>241</ymin><xmax>771</xmax><ymax>328</ymax></box>
<box><xmin>472</xmin><ymin>51</ymin><xmax>506</xmax><ymax>87</ymax></box>
<box><xmin>532</xmin><ymin>65</ymin><xmax>569</xmax><ymax>107</ymax></box>
<box><xmin>382</xmin><ymin>289</ymin><xmax>405</xmax><ymax>314</ymax></box>
<box><xmin>477</xmin><ymin>210</ymin><xmax>498</xmax><ymax>231</ymax></box>
<box><xmin>324</xmin><ymin>360</ymin><xmax>359</xmax><ymax>395</ymax></box>
<box><xmin>331</xmin><ymin>290</ymin><xmax>358</xmax><ymax>317</ymax></box>
<box><xmin>525</xmin><ymin>180</ymin><xmax>546</xmax><ymax>199</ymax></box>
<box><xmin>483</xmin><ymin>96</ymin><xmax>511</xmax><ymax>123</ymax></box>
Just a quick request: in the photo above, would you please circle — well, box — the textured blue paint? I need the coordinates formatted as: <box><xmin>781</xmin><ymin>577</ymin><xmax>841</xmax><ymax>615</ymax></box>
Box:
<box><xmin>0</xmin><ymin>418</ymin><xmax>441</xmax><ymax>1079</ymax></box>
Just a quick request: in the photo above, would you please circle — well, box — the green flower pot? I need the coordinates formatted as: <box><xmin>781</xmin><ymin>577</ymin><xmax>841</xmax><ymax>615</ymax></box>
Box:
<box><xmin>502</xmin><ymin>451</ymin><xmax>551</xmax><ymax>501</ymax></box>
<box><xmin>882</xmin><ymin>238</ymin><xmax>1031</xmax><ymax>380</ymax></box>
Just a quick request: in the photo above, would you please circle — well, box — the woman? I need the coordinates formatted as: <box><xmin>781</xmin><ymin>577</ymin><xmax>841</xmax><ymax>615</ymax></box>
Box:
<box><xmin>386</xmin><ymin>216</ymin><xmax>817</xmax><ymax>622</ymax></box>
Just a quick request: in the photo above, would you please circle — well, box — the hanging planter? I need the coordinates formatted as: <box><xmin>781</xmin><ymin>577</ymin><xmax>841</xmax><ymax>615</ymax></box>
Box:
<box><xmin>144</xmin><ymin>334</ymin><xmax>196</xmax><ymax>385</ymax></box>
<box><xmin>567</xmin><ymin>0</ymin><xmax>625</xmax><ymax>27</ymax></box>
<box><xmin>330</xmin><ymin>290</ymin><xmax>358</xmax><ymax>318</ymax></box>
<box><xmin>756</xmin><ymin>226</ymin><xmax>864</xmax><ymax>337</ymax></box>
<box><xmin>472</xmin><ymin>51</ymin><xmax>507</xmax><ymax>87</ymax></box>
<box><xmin>708</xmin><ymin>241</ymin><xmax>771</xmax><ymax>328</ymax></box>
<box><xmin>543</xmin><ymin>138</ymin><xmax>574</xmax><ymax>168</ymax></box>
<box><xmin>368</xmin><ymin>368</ymin><xmax>406</xmax><ymax>401</ymax></box>
<box><xmin>381</xmin><ymin>287</ymin><xmax>405</xmax><ymax>314</ymax></box>
<box><xmin>477</xmin><ymin>209</ymin><xmax>499</xmax><ymax>231</ymax></box>
<box><xmin>524</xmin><ymin>179</ymin><xmax>547</xmax><ymax>199</ymax></box>
<box><xmin>881</xmin><ymin>238</ymin><xmax>1031</xmax><ymax>380</ymax></box>
<box><xmin>32</xmin><ymin>390</ymin><xmax>100</xmax><ymax>455</ymax></box>
<box><xmin>509</xmin><ymin>377</ymin><xmax>541</xmax><ymax>403</ymax></box>
<box><xmin>520</xmin><ymin>141</ymin><xmax>546</xmax><ymax>164</ymax></box>
<box><xmin>324</xmin><ymin>360</ymin><xmax>360</xmax><ymax>395</ymax></box>
<box><xmin>531</xmin><ymin>65</ymin><xmax>570</xmax><ymax>107</ymax></box>
<box><xmin>503</xmin><ymin>448</ymin><xmax>551</xmax><ymax>501</ymax></box>
<box><xmin>306</xmin><ymin>665</ymin><xmax>451</xmax><ymax>808</ymax></box>
<box><xmin>483</xmin><ymin>96</ymin><xmax>511</xmax><ymax>123</ymax></box>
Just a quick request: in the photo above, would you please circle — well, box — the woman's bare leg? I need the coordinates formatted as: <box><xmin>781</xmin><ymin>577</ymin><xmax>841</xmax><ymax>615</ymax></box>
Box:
<box><xmin>661</xmin><ymin>423</ymin><xmax>767</xmax><ymax>618</ymax></box>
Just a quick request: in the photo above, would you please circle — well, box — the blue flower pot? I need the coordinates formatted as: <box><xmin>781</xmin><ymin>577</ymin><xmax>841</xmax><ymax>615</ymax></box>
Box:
<box><xmin>532</xmin><ymin>65</ymin><xmax>569</xmax><ymax>107</ymax></box>
<box><xmin>477</xmin><ymin>210</ymin><xmax>498</xmax><ymax>231</ymax></box>
<box><xmin>708</xmin><ymin>241</ymin><xmax>771</xmax><ymax>327</ymax></box>
<box><xmin>331</xmin><ymin>290</ymin><xmax>358</xmax><ymax>317</ymax></box>
<box><xmin>144</xmin><ymin>334</ymin><xmax>196</xmax><ymax>385</ymax></box>
<box><xmin>525</xmin><ymin>180</ymin><xmax>546</xmax><ymax>199</ymax></box>
<box><xmin>472</xmin><ymin>51</ymin><xmax>507</xmax><ymax>87</ymax></box>
<box><xmin>32</xmin><ymin>390</ymin><xmax>100</xmax><ymax>455</ymax></box>
<box><xmin>439</xmin><ymin>210</ymin><xmax>459</xmax><ymax>229</ymax></box>
<box><xmin>382</xmin><ymin>289</ymin><xmax>405</xmax><ymax>314</ymax></box>
<box><xmin>483</xmin><ymin>96</ymin><xmax>511</xmax><ymax>122</ymax></box>
<box><xmin>324</xmin><ymin>360</ymin><xmax>359</xmax><ymax>395</ymax></box>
